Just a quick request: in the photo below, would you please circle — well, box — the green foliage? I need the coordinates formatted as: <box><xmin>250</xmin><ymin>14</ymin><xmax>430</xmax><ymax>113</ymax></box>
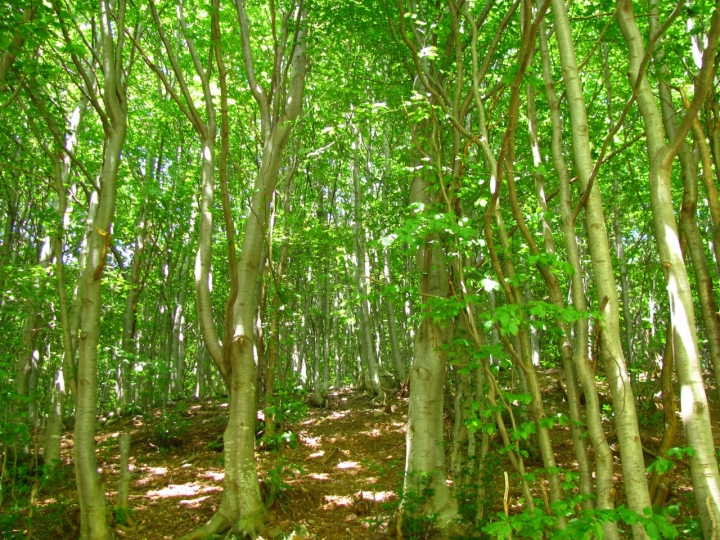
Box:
<box><xmin>263</xmin><ymin>382</ymin><xmax>309</xmax><ymax>448</ymax></box>
<box><xmin>480</xmin><ymin>504</ymin><xmax>679</xmax><ymax>539</ymax></box>
<box><xmin>482</xmin><ymin>507</ymin><xmax>556</xmax><ymax>539</ymax></box>
<box><xmin>647</xmin><ymin>447</ymin><xmax>695</xmax><ymax>475</ymax></box>
<box><xmin>678</xmin><ymin>516</ymin><xmax>704</xmax><ymax>538</ymax></box>
<box><xmin>0</xmin><ymin>455</ymin><xmax>74</xmax><ymax>538</ymax></box>
<box><xmin>264</xmin><ymin>456</ymin><xmax>304</xmax><ymax>509</ymax></box>
<box><xmin>114</xmin><ymin>506</ymin><xmax>136</xmax><ymax>527</ymax></box>
<box><xmin>152</xmin><ymin>401</ymin><xmax>192</xmax><ymax>449</ymax></box>
<box><xmin>396</xmin><ymin>476</ymin><xmax>439</xmax><ymax>540</ymax></box>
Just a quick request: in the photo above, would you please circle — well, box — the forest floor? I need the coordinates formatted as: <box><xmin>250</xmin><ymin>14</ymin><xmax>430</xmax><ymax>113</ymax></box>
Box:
<box><xmin>17</xmin><ymin>370</ymin><xmax>720</xmax><ymax>539</ymax></box>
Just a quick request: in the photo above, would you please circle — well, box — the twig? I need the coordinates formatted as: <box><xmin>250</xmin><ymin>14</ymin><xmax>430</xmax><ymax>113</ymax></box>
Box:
<box><xmin>504</xmin><ymin>470</ymin><xmax>512</xmax><ymax>539</ymax></box>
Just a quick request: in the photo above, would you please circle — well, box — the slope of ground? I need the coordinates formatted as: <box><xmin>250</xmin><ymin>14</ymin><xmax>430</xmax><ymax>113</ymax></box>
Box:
<box><xmin>14</xmin><ymin>371</ymin><xmax>720</xmax><ymax>539</ymax></box>
<box><xmin>26</xmin><ymin>389</ymin><xmax>406</xmax><ymax>539</ymax></box>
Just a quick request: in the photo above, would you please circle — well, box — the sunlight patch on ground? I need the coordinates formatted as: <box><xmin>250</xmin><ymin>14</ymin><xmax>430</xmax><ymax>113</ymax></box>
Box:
<box><xmin>315</xmin><ymin>410</ymin><xmax>350</xmax><ymax>425</ymax></box>
<box><xmin>147</xmin><ymin>482</ymin><xmax>221</xmax><ymax>499</ymax></box>
<box><xmin>130</xmin><ymin>466</ymin><xmax>169</xmax><ymax>485</ymax></box>
<box><xmin>308</xmin><ymin>450</ymin><xmax>325</xmax><ymax>459</ymax></box>
<box><xmin>359</xmin><ymin>429</ymin><xmax>382</xmax><ymax>437</ymax></box>
<box><xmin>323</xmin><ymin>494</ymin><xmax>354</xmax><ymax>508</ymax></box>
<box><xmin>202</xmin><ymin>470</ymin><xmax>224</xmax><ymax>481</ymax></box>
<box><xmin>337</xmin><ymin>461</ymin><xmax>360</xmax><ymax>470</ymax></box>
<box><xmin>299</xmin><ymin>433</ymin><xmax>321</xmax><ymax>447</ymax></box>
<box><xmin>179</xmin><ymin>495</ymin><xmax>211</xmax><ymax>507</ymax></box>
<box><xmin>358</xmin><ymin>490</ymin><xmax>395</xmax><ymax>502</ymax></box>
<box><xmin>308</xmin><ymin>473</ymin><xmax>330</xmax><ymax>481</ymax></box>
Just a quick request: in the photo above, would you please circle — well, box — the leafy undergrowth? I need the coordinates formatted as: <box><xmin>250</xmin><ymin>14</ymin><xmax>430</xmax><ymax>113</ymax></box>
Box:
<box><xmin>10</xmin><ymin>371</ymin><xmax>720</xmax><ymax>539</ymax></box>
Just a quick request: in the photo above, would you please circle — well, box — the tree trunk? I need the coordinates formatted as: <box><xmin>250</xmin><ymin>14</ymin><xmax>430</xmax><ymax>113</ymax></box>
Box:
<box><xmin>551</xmin><ymin>1</ymin><xmax>651</xmax><ymax>532</ymax></box>
<box><xmin>120</xmin><ymin>211</ymin><xmax>148</xmax><ymax>411</ymax></box>
<box><xmin>190</xmin><ymin>6</ymin><xmax>308</xmax><ymax>531</ymax></box>
<box><xmin>170</xmin><ymin>254</ymin><xmax>190</xmax><ymax>398</ymax></box>
<box><xmin>652</xmin><ymin>32</ymin><xmax>720</xmax><ymax>401</ymax></box>
<box><xmin>602</xmin><ymin>42</ymin><xmax>634</xmax><ymax>368</ymax></box>
<box><xmin>214</xmin><ymin>131</ymin><xmax>290</xmax><ymax>535</ymax></box>
<box><xmin>403</xmin><ymin>166</ymin><xmax>456</xmax><ymax>526</ymax></box>
<box><xmin>352</xmin><ymin>148</ymin><xmax>383</xmax><ymax>398</ymax></box>
<box><xmin>616</xmin><ymin>2</ymin><xmax>720</xmax><ymax>534</ymax></box>
<box><xmin>383</xmin><ymin>248</ymin><xmax>405</xmax><ymax>384</ymax></box>
<box><xmin>526</xmin><ymin>69</ymin><xmax>595</xmax><ymax>509</ymax></box>
<box><xmin>73</xmin><ymin>3</ymin><xmax>129</xmax><ymax>536</ymax></box>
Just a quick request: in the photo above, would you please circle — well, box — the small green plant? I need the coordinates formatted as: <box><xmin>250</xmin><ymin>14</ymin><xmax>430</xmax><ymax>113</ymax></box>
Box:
<box><xmin>481</xmin><ymin>503</ymin><xmax>679</xmax><ymax>540</ymax></box>
<box><xmin>677</xmin><ymin>515</ymin><xmax>703</xmax><ymax>538</ymax></box>
<box><xmin>263</xmin><ymin>382</ymin><xmax>308</xmax><ymax>448</ymax></box>
<box><xmin>395</xmin><ymin>475</ymin><xmax>439</xmax><ymax>540</ymax></box>
<box><xmin>205</xmin><ymin>437</ymin><xmax>223</xmax><ymax>451</ymax></box>
<box><xmin>114</xmin><ymin>506</ymin><xmax>136</xmax><ymax>527</ymax></box>
<box><xmin>153</xmin><ymin>400</ymin><xmax>192</xmax><ymax>449</ymax></box>
<box><xmin>264</xmin><ymin>456</ymin><xmax>304</xmax><ymax>509</ymax></box>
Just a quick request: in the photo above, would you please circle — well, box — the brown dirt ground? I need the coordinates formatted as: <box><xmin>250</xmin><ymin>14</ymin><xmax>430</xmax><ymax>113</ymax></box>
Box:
<box><xmin>26</xmin><ymin>389</ymin><xmax>408</xmax><ymax>540</ymax></box>
<box><xmin>17</xmin><ymin>371</ymin><xmax>720</xmax><ymax>539</ymax></box>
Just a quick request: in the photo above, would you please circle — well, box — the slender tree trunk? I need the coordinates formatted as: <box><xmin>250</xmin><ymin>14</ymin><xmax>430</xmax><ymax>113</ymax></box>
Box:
<box><xmin>73</xmin><ymin>3</ymin><xmax>130</xmax><ymax>537</ymax></box>
<box><xmin>403</xmin><ymin>163</ymin><xmax>456</xmax><ymax>526</ymax></box>
<box><xmin>44</xmin><ymin>147</ymin><xmax>85</xmax><ymax>461</ymax></box>
<box><xmin>190</xmin><ymin>6</ymin><xmax>308</xmax><ymax>534</ymax></box>
<box><xmin>120</xmin><ymin>211</ymin><xmax>148</xmax><ymax>411</ymax></box>
<box><xmin>383</xmin><ymin>248</ymin><xmax>405</xmax><ymax>384</ymax></box>
<box><xmin>616</xmin><ymin>3</ymin><xmax>720</xmax><ymax>534</ymax></box>
<box><xmin>313</xmin><ymin>313</ymin><xmax>325</xmax><ymax>407</ymax></box>
<box><xmin>170</xmin><ymin>255</ymin><xmax>190</xmax><ymax>398</ymax></box>
<box><xmin>216</xmin><ymin>130</ymin><xmax>293</xmax><ymax>534</ymax></box>
<box><xmin>537</xmin><ymin>15</ymin><xmax>618</xmax><ymax>536</ymax></box>
<box><xmin>264</xmin><ymin>240</ymin><xmax>289</xmax><ymax>441</ymax></box>
<box><xmin>691</xmin><ymin>112</ymin><xmax>720</xmax><ymax>277</ymax></box>
<box><xmin>527</xmin><ymin>73</ymin><xmax>594</xmax><ymax>509</ymax></box>
<box><xmin>648</xmin><ymin>325</ymin><xmax>677</xmax><ymax>505</ymax></box>
<box><xmin>16</xmin><ymin>302</ymin><xmax>42</xmax><ymax>411</ymax></box>
<box><xmin>333</xmin><ymin>304</ymin><xmax>341</xmax><ymax>387</ymax></box>
<box><xmin>323</xmin><ymin>276</ymin><xmax>331</xmax><ymax>396</ymax></box>
<box><xmin>551</xmin><ymin>1</ymin><xmax>651</xmax><ymax>532</ymax></box>
<box><xmin>474</xmin><ymin>353</ymin><xmax>490</xmax><ymax>521</ymax></box>
<box><xmin>602</xmin><ymin>42</ymin><xmax>634</xmax><ymax>367</ymax></box>
<box><xmin>352</xmin><ymin>149</ymin><xmax>383</xmax><ymax>398</ymax></box>
<box><xmin>651</xmin><ymin>29</ymin><xmax>720</xmax><ymax>400</ymax></box>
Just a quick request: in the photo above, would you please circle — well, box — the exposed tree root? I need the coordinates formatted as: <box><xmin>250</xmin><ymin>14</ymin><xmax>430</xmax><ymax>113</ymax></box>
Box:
<box><xmin>177</xmin><ymin>513</ymin><xmax>232</xmax><ymax>540</ymax></box>
<box><xmin>178</xmin><ymin>508</ymin><xmax>266</xmax><ymax>540</ymax></box>
<box><xmin>229</xmin><ymin>510</ymin><xmax>266</xmax><ymax>539</ymax></box>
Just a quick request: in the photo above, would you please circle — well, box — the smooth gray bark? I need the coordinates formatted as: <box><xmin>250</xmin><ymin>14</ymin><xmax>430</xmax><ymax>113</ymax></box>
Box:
<box><xmin>551</xmin><ymin>1</ymin><xmax>651</xmax><ymax>533</ymax></box>
<box><xmin>617</xmin><ymin>2</ymin><xmax>720</xmax><ymax>534</ymax></box>
<box><xmin>73</xmin><ymin>2</ymin><xmax>131</xmax><ymax>536</ymax></box>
